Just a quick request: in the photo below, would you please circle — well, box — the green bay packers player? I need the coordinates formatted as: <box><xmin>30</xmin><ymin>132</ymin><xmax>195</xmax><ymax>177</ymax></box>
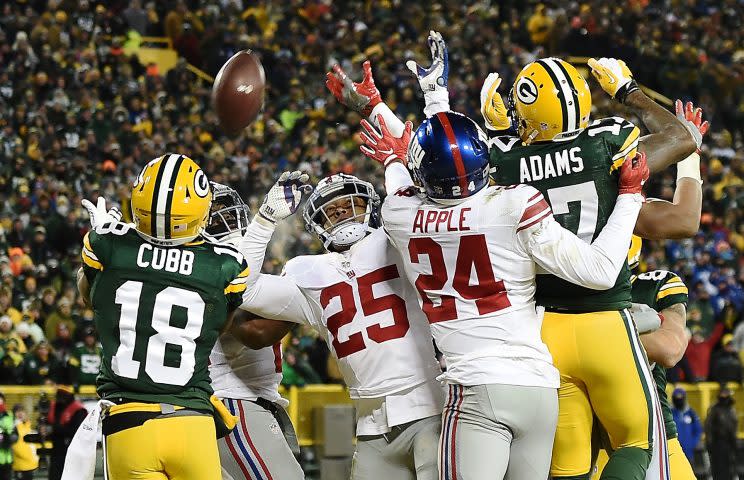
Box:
<box><xmin>483</xmin><ymin>58</ymin><xmax>699</xmax><ymax>480</ymax></box>
<box><xmin>76</xmin><ymin>154</ymin><xmax>248</xmax><ymax>480</ymax></box>
<box><xmin>592</xmin><ymin>237</ymin><xmax>694</xmax><ymax>480</ymax></box>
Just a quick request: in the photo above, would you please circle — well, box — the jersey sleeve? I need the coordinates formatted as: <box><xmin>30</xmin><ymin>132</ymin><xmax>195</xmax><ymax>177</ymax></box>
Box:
<box><xmin>81</xmin><ymin>230</ymin><xmax>110</xmax><ymax>281</ymax></box>
<box><xmin>655</xmin><ymin>272</ymin><xmax>689</xmax><ymax>311</ymax></box>
<box><xmin>588</xmin><ymin>117</ymin><xmax>641</xmax><ymax>172</ymax></box>
<box><xmin>238</xmin><ymin>257</ymin><xmax>317</xmax><ymax>325</ymax></box>
<box><xmin>517</xmin><ymin>188</ymin><xmax>643</xmax><ymax>290</ymax></box>
<box><xmin>224</xmin><ymin>258</ymin><xmax>251</xmax><ymax>311</ymax></box>
<box><xmin>381</xmin><ymin>188</ymin><xmax>421</xmax><ymax>249</ymax></box>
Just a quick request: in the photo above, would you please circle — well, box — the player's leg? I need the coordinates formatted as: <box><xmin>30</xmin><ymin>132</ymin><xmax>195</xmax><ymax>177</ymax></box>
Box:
<box><xmin>219</xmin><ymin>398</ymin><xmax>303</xmax><ymax>480</ymax></box>
<box><xmin>408</xmin><ymin>416</ymin><xmax>440</xmax><ymax>480</ymax></box>
<box><xmin>501</xmin><ymin>385</ymin><xmax>559</xmax><ymax>480</ymax></box>
<box><xmin>579</xmin><ymin>310</ymin><xmax>654</xmax><ymax>480</ymax></box>
<box><xmin>667</xmin><ymin>437</ymin><xmax>696</xmax><ymax>480</ymax></box>
<box><xmin>352</xmin><ymin>435</ymin><xmax>414</xmax><ymax>480</ymax></box>
<box><xmin>643</xmin><ymin>398</ymin><xmax>671</xmax><ymax>480</ymax></box>
<box><xmin>541</xmin><ymin>312</ymin><xmax>595</xmax><ymax>479</ymax></box>
<box><xmin>439</xmin><ymin>385</ymin><xmax>510</xmax><ymax>480</ymax></box>
<box><xmin>160</xmin><ymin>415</ymin><xmax>222</xmax><ymax>480</ymax></box>
<box><xmin>103</xmin><ymin>411</ymin><xmax>168</xmax><ymax>480</ymax></box>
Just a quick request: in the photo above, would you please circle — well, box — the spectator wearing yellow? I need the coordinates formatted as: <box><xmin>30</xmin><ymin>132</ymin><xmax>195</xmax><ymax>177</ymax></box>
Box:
<box><xmin>11</xmin><ymin>404</ymin><xmax>37</xmax><ymax>480</ymax></box>
<box><xmin>44</xmin><ymin>298</ymin><xmax>74</xmax><ymax>342</ymax></box>
<box><xmin>527</xmin><ymin>4</ymin><xmax>553</xmax><ymax>46</ymax></box>
<box><xmin>0</xmin><ymin>316</ymin><xmax>26</xmax><ymax>354</ymax></box>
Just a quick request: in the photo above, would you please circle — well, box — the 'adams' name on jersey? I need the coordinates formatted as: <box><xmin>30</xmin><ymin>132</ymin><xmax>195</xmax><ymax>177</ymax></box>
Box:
<box><xmin>490</xmin><ymin>116</ymin><xmax>640</xmax><ymax>311</ymax></box>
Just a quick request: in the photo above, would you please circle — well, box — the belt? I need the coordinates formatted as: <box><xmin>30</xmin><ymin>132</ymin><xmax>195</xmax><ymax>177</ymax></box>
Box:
<box><xmin>369</xmin><ymin>419</ymin><xmax>418</xmax><ymax>444</ymax></box>
<box><xmin>102</xmin><ymin>402</ymin><xmax>210</xmax><ymax>436</ymax></box>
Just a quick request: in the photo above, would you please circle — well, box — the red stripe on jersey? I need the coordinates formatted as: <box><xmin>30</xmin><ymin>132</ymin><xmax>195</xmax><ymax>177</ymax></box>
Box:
<box><xmin>437</xmin><ymin>112</ymin><xmax>469</xmax><ymax>195</ymax></box>
<box><xmin>516</xmin><ymin>209</ymin><xmax>552</xmax><ymax>233</ymax></box>
<box><xmin>527</xmin><ymin>191</ymin><xmax>542</xmax><ymax>202</ymax></box>
<box><xmin>520</xmin><ymin>198</ymin><xmax>550</xmax><ymax>224</ymax></box>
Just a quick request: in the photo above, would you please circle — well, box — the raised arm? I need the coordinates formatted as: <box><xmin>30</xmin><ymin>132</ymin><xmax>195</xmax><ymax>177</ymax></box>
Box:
<box><xmin>634</xmin><ymin>100</ymin><xmax>708</xmax><ymax>239</ymax></box>
<box><xmin>519</xmin><ymin>153</ymin><xmax>648</xmax><ymax>289</ymax></box>
<box><xmin>235</xmin><ymin>172</ymin><xmax>317</xmax><ymax>327</ymax></box>
<box><xmin>588</xmin><ymin>58</ymin><xmax>698</xmax><ymax>173</ymax></box>
<box><xmin>358</xmin><ymin>116</ymin><xmax>414</xmax><ymax>194</ymax></box>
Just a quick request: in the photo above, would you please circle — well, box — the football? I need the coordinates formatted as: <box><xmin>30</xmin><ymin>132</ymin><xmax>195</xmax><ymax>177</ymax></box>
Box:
<box><xmin>212</xmin><ymin>50</ymin><xmax>266</xmax><ymax>135</ymax></box>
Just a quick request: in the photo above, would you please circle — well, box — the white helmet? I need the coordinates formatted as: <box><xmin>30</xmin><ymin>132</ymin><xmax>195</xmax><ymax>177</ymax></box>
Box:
<box><xmin>203</xmin><ymin>182</ymin><xmax>251</xmax><ymax>247</ymax></box>
<box><xmin>303</xmin><ymin>173</ymin><xmax>380</xmax><ymax>251</ymax></box>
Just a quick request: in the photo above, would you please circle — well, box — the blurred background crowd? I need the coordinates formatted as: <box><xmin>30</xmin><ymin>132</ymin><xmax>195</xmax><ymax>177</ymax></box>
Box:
<box><xmin>0</xmin><ymin>0</ymin><xmax>743</xmax><ymax>394</ymax></box>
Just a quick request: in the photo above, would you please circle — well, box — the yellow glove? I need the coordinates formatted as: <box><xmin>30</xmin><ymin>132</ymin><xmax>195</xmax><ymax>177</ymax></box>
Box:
<box><xmin>480</xmin><ymin>72</ymin><xmax>511</xmax><ymax>131</ymax></box>
<box><xmin>587</xmin><ymin>57</ymin><xmax>640</xmax><ymax>103</ymax></box>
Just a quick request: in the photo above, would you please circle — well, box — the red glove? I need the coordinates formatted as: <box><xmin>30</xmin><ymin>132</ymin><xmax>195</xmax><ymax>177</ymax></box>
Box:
<box><xmin>359</xmin><ymin>116</ymin><xmax>413</xmax><ymax>167</ymax></box>
<box><xmin>675</xmin><ymin>99</ymin><xmax>710</xmax><ymax>152</ymax></box>
<box><xmin>618</xmin><ymin>151</ymin><xmax>650</xmax><ymax>195</ymax></box>
<box><xmin>325</xmin><ymin>60</ymin><xmax>382</xmax><ymax>117</ymax></box>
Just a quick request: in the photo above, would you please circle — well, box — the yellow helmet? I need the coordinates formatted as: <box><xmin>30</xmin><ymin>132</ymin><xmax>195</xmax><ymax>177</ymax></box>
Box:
<box><xmin>510</xmin><ymin>58</ymin><xmax>591</xmax><ymax>144</ymax></box>
<box><xmin>130</xmin><ymin>154</ymin><xmax>212</xmax><ymax>246</ymax></box>
<box><xmin>628</xmin><ymin>235</ymin><xmax>642</xmax><ymax>269</ymax></box>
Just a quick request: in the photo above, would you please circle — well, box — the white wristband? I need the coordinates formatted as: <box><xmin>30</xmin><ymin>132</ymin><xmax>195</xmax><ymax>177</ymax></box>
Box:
<box><xmin>676</xmin><ymin>152</ymin><xmax>702</xmax><ymax>184</ymax></box>
<box><xmin>423</xmin><ymin>90</ymin><xmax>450</xmax><ymax>118</ymax></box>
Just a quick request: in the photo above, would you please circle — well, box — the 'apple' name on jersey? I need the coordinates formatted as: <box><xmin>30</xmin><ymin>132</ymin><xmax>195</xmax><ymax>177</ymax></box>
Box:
<box><xmin>519</xmin><ymin>146</ymin><xmax>584</xmax><ymax>183</ymax></box>
<box><xmin>412</xmin><ymin>207</ymin><xmax>471</xmax><ymax>233</ymax></box>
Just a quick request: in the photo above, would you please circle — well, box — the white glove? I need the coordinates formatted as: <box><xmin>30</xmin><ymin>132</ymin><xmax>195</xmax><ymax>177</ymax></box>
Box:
<box><xmin>406</xmin><ymin>30</ymin><xmax>449</xmax><ymax>117</ymax></box>
<box><xmin>257</xmin><ymin>171</ymin><xmax>313</xmax><ymax>226</ymax></box>
<box><xmin>81</xmin><ymin>197</ymin><xmax>122</xmax><ymax>229</ymax></box>
<box><xmin>630</xmin><ymin>302</ymin><xmax>662</xmax><ymax>334</ymax></box>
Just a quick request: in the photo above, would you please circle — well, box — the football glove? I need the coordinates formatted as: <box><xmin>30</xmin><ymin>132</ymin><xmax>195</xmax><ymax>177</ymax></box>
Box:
<box><xmin>618</xmin><ymin>151</ymin><xmax>649</xmax><ymax>196</ymax></box>
<box><xmin>81</xmin><ymin>197</ymin><xmax>122</xmax><ymax>229</ymax></box>
<box><xmin>406</xmin><ymin>30</ymin><xmax>450</xmax><ymax>117</ymax></box>
<box><xmin>480</xmin><ymin>72</ymin><xmax>510</xmax><ymax>131</ymax></box>
<box><xmin>630</xmin><ymin>302</ymin><xmax>662</xmax><ymax>334</ymax></box>
<box><xmin>675</xmin><ymin>99</ymin><xmax>709</xmax><ymax>151</ymax></box>
<box><xmin>587</xmin><ymin>57</ymin><xmax>640</xmax><ymax>103</ymax></box>
<box><xmin>325</xmin><ymin>61</ymin><xmax>382</xmax><ymax>117</ymax></box>
<box><xmin>257</xmin><ymin>171</ymin><xmax>313</xmax><ymax>225</ymax></box>
<box><xmin>359</xmin><ymin>116</ymin><xmax>413</xmax><ymax>167</ymax></box>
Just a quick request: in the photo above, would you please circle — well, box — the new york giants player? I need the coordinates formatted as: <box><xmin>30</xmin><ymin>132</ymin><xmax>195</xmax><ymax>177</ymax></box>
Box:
<box><xmin>358</xmin><ymin>111</ymin><xmax>649</xmax><ymax>480</ymax></box>
<box><xmin>232</xmin><ymin>171</ymin><xmax>444</xmax><ymax>480</ymax></box>
<box><xmin>205</xmin><ymin>183</ymin><xmax>303</xmax><ymax>480</ymax></box>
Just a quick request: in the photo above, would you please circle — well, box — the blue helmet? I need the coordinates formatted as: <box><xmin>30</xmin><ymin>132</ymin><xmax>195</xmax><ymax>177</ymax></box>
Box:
<box><xmin>408</xmin><ymin>111</ymin><xmax>490</xmax><ymax>202</ymax></box>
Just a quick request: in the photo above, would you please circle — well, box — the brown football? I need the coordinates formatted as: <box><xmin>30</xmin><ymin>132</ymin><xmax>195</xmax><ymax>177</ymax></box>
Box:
<box><xmin>212</xmin><ymin>50</ymin><xmax>266</xmax><ymax>135</ymax></box>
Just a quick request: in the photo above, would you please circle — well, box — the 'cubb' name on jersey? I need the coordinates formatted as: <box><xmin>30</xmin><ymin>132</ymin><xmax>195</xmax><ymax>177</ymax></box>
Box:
<box><xmin>519</xmin><ymin>146</ymin><xmax>584</xmax><ymax>183</ymax></box>
<box><xmin>412</xmin><ymin>207</ymin><xmax>471</xmax><ymax>233</ymax></box>
<box><xmin>136</xmin><ymin>243</ymin><xmax>194</xmax><ymax>275</ymax></box>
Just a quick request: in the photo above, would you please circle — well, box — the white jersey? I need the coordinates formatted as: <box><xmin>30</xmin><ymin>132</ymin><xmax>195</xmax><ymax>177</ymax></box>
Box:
<box><xmin>382</xmin><ymin>163</ymin><xmax>643</xmax><ymax>388</ymax></box>
<box><xmin>209</xmin><ymin>335</ymin><xmax>286</xmax><ymax>407</ymax></box>
<box><xmin>239</xmin><ymin>222</ymin><xmax>444</xmax><ymax>433</ymax></box>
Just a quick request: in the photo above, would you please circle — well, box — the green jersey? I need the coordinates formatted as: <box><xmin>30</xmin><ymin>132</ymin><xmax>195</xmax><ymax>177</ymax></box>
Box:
<box><xmin>630</xmin><ymin>269</ymin><xmax>688</xmax><ymax>440</ymax></box>
<box><xmin>490</xmin><ymin>117</ymin><xmax>640</xmax><ymax>311</ymax></box>
<box><xmin>82</xmin><ymin>222</ymin><xmax>249</xmax><ymax>411</ymax></box>
<box><xmin>68</xmin><ymin>343</ymin><xmax>103</xmax><ymax>386</ymax></box>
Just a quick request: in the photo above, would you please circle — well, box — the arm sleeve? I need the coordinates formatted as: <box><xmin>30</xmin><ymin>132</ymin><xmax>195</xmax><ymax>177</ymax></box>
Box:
<box><xmin>237</xmin><ymin>219</ymin><xmax>275</xmax><ymax>293</ymax></box>
<box><xmin>369</xmin><ymin>102</ymin><xmax>406</xmax><ymax>137</ymax></box>
<box><xmin>518</xmin><ymin>192</ymin><xmax>643</xmax><ymax>290</ymax></box>
<box><xmin>384</xmin><ymin>162</ymin><xmax>414</xmax><ymax>195</ymax></box>
<box><xmin>239</xmin><ymin>273</ymin><xmax>316</xmax><ymax>325</ymax></box>
<box><xmin>81</xmin><ymin>231</ymin><xmax>105</xmax><ymax>282</ymax></box>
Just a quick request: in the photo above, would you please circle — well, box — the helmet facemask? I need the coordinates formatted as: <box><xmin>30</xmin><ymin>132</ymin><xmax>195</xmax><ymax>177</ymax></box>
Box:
<box><xmin>204</xmin><ymin>182</ymin><xmax>250</xmax><ymax>247</ymax></box>
<box><xmin>303</xmin><ymin>175</ymin><xmax>381</xmax><ymax>252</ymax></box>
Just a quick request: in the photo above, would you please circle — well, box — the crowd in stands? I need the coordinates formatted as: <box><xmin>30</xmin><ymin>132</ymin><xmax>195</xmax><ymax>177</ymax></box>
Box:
<box><xmin>0</xmin><ymin>0</ymin><xmax>743</xmax><ymax>388</ymax></box>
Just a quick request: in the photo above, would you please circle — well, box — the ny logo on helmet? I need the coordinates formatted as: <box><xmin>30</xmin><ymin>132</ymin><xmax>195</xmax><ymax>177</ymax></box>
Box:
<box><xmin>408</xmin><ymin>138</ymin><xmax>425</xmax><ymax>169</ymax></box>
<box><xmin>516</xmin><ymin>77</ymin><xmax>538</xmax><ymax>105</ymax></box>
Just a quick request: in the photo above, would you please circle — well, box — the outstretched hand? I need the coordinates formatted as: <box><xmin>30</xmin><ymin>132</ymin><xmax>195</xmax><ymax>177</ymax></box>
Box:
<box><xmin>325</xmin><ymin>60</ymin><xmax>382</xmax><ymax>117</ymax></box>
<box><xmin>359</xmin><ymin>116</ymin><xmax>413</xmax><ymax>168</ymax></box>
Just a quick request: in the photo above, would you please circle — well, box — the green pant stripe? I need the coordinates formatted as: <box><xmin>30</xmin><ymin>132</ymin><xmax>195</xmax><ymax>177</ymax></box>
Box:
<box><xmin>619</xmin><ymin>309</ymin><xmax>655</xmax><ymax>447</ymax></box>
